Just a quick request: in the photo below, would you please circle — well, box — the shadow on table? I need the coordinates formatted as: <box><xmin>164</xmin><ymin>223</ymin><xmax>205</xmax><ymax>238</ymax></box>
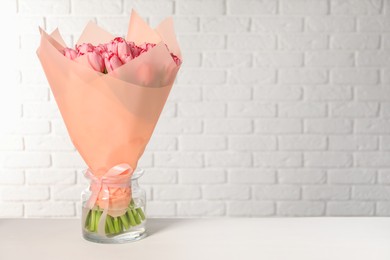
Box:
<box><xmin>146</xmin><ymin>218</ymin><xmax>190</xmax><ymax>237</ymax></box>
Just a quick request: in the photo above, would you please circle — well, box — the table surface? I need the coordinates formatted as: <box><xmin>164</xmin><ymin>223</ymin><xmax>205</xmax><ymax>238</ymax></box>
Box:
<box><xmin>1</xmin><ymin>217</ymin><xmax>390</xmax><ymax>260</ymax></box>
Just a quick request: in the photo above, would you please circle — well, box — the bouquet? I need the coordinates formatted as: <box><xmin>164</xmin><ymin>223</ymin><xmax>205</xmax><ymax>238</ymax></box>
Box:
<box><xmin>36</xmin><ymin>10</ymin><xmax>182</xmax><ymax>241</ymax></box>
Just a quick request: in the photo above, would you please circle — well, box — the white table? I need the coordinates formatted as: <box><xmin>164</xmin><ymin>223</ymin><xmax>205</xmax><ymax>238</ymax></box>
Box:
<box><xmin>1</xmin><ymin>218</ymin><xmax>389</xmax><ymax>260</ymax></box>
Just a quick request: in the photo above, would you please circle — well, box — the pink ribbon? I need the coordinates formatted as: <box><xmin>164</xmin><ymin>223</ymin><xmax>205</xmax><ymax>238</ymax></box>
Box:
<box><xmin>84</xmin><ymin>163</ymin><xmax>133</xmax><ymax>236</ymax></box>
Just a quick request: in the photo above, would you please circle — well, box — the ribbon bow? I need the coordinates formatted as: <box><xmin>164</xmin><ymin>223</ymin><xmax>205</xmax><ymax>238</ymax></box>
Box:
<box><xmin>84</xmin><ymin>163</ymin><xmax>133</xmax><ymax>236</ymax></box>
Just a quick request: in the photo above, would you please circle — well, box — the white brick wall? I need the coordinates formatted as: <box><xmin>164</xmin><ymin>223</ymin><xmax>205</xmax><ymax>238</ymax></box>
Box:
<box><xmin>0</xmin><ymin>0</ymin><xmax>389</xmax><ymax>218</ymax></box>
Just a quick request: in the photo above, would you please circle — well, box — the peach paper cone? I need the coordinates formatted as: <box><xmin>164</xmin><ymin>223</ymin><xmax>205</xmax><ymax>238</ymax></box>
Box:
<box><xmin>36</xmin><ymin>10</ymin><xmax>181</xmax><ymax>178</ymax></box>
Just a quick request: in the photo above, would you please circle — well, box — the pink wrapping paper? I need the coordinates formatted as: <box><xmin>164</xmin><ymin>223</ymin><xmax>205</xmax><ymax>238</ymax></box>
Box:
<box><xmin>36</xmin><ymin>10</ymin><xmax>182</xmax><ymax>177</ymax></box>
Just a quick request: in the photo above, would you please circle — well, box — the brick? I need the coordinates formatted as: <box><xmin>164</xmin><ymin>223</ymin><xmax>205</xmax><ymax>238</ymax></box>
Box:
<box><xmin>254</xmin><ymin>185</ymin><xmax>300</xmax><ymax>200</ymax></box>
<box><xmin>73</xmin><ymin>0</ymin><xmax>122</xmax><ymax>14</ymax></box>
<box><xmin>381</xmin><ymin>136</ymin><xmax>390</xmax><ymax>150</ymax></box>
<box><xmin>279</xmin><ymin>135</ymin><xmax>327</xmax><ymax>150</ymax></box>
<box><xmin>4</xmin><ymin>152</ymin><xmax>51</xmax><ymax>168</ymax></box>
<box><xmin>355</xmin><ymin>86</ymin><xmax>390</xmax><ymax>101</ymax></box>
<box><xmin>25</xmin><ymin>136</ymin><xmax>74</xmax><ymax>151</ymax></box>
<box><xmin>46</xmin><ymin>16</ymin><xmax>96</xmax><ymax>34</ymax></box>
<box><xmin>227</xmin><ymin>0</ymin><xmax>277</xmax><ymax>14</ymax></box>
<box><xmin>278</xmin><ymin>201</ymin><xmax>325</xmax><ymax>216</ymax></box>
<box><xmin>278</xmin><ymin>34</ymin><xmax>328</xmax><ymax>50</ymax></box>
<box><xmin>254</xmin><ymin>152</ymin><xmax>302</xmax><ymax>167</ymax></box>
<box><xmin>138</xmin><ymin>152</ymin><xmax>153</xmax><ymax>168</ymax></box>
<box><xmin>252</xmin><ymin>17</ymin><xmax>303</xmax><ymax>32</ymax></box>
<box><xmin>154</xmin><ymin>152</ymin><xmax>203</xmax><ymax>168</ymax></box>
<box><xmin>229</xmin><ymin>136</ymin><xmax>276</xmax><ymax>151</ymax></box>
<box><xmin>204</xmin><ymin>52</ymin><xmax>252</xmax><ymax>68</ymax></box>
<box><xmin>279</xmin><ymin>69</ymin><xmax>328</xmax><ymax>84</ymax></box>
<box><xmin>0</xmin><ymin>203</ymin><xmax>23</xmax><ymax>217</ymax></box>
<box><xmin>204</xmin><ymin>119</ymin><xmax>252</xmax><ymax>134</ymax></box>
<box><xmin>354</xmin><ymin>119</ymin><xmax>390</xmax><ymax>133</ymax></box>
<box><xmin>0</xmin><ymin>136</ymin><xmax>23</xmax><ymax>150</ymax></box>
<box><xmin>154</xmin><ymin>118</ymin><xmax>202</xmax><ymax>134</ymax></box>
<box><xmin>178</xmin><ymin>169</ymin><xmax>226</xmax><ymax>184</ymax></box>
<box><xmin>16</xmin><ymin>17</ymin><xmax>45</xmax><ymax>34</ymax></box>
<box><xmin>330</xmin><ymin>102</ymin><xmax>379</xmax><ymax>117</ymax></box>
<box><xmin>303</xmin><ymin>185</ymin><xmax>350</xmax><ymax>200</ymax></box>
<box><xmin>202</xmin><ymin>17</ymin><xmax>250</xmax><ymax>32</ymax></box>
<box><xmin>21</xmin><ymin>87</ymin><xmax>49</xmax><ymax>101</ymax></box>
<box><xmin>203</xmin><ymin>185</ymin><xmax>251</xmax><ymax>200</ymax></box>
<box><xmin>179</xmin><ymin>34</ymin><xmax>225</xmax><ymax>50</ymax></box>
<box><xmin>278</xmin><ymin>169</ymin><xmax>326</xmax><ymax>184</ymax></box>
<box><xmin>305</xmin><ymin>118</ymin><xmax>352</xmax><ymax>133</ymax></box>
<box><xmin>178</xmin><ymin>201</ymin><xmax>225</xmax><ymax>216</ymax></box>
<box><xmin>19</xmin><ymin>0</ymin><xmax>70</xmax><ymax>14</ymax></box>
<box><xmin>305</xmin><ymin>51</ymin><xmax>354</xmax><ymax>67</ymax></box>
<box><xmin>177</xmin><ymin>69</ymin><xmax>226</xmax><ymax>85</ymax></box>
<box><xmin>21</xmin><ymin>68</ymin><xmax>47</xmax><ymax>84</ymax></box>
<box><xmin>23</xmin><ymin>102</ymin><xmax>61</xmax><ymax>118</ymax></box>
<box><xmin>332</xmin><ymin>69</ymin><xmax>379</xmax><ymax>84</ymax></box>
<box><xmin>255</xmin><ymin>52</ymin><xmax>304</xmax><ymax>67</ymax></box>
<box><xmin>146</xmin><ymin>201</ymin><xmax>176</xmax><ymax>217</ymax></box>
<box><xmin>177</xmin><ymin>0</ymin><xmax>224</xmax><ymax>15</ymax></box>
<box><xmin>229</xmin><ymin>69</ymin><xmax>276</xmax><ymax>84</ymax></box>
<box><xmin>376</xmin><ymin>202</ymin><xmax>390</xmax><ymax>216</ymax></box>
<box><xmin>228</xmin><ymin>34</ymin><xmax>276</xmax><ymax>50</ymax></box>
<box><xmin>125</xmin><ymin>0</ymin><xmax>174</xmax><ymax>16</ymax></box>
<box><xmin>179</xmin><ymin>136</ymin><xmax>226</xmax><ymax>151</ymax></box>
<box><xmin>327</xmin><ymin>202</ymin><xmax>374</xmax><ymax>216</ymax></box>
<box><xmin>353</xmin><ymin>185</ymin><xmax>390</xmax><ymax>200</ymax></box>
<box><xmin>305</xmin><ymin>16</ymin><xmax>356</xmax><ymax>32</ymax></box>
<box><xmin>328</xmin><ymin>169</ymin><xmax>376</xmax><ymax>184</ymax></box>
<box><xmin>381</xmin><ymin>103</ymin><xmax>390</xmax><ymax>117</ymax></box>
<box><xmin>206</xmin><ymin>152</ymin><xmax>252</xmax><ymax>167</ymax></box>
<box><xmin>331</xmin><ymin>34</ymin><xmax>380</xmax><ymax>49</ymax></box>
<box><xmin>228</xmin><ymin>201</ymin><xmax>274</xmax><ymax>216</ymax></box>
<box><xmin>331</xmin><ymin>0</ymin><xmax>383</xmax><ymax>14</ymax></box>
<box><xmin>25</xmin><ymin>202</ymin><xmax>75</xmax><ymax>217</ymax></box>
<box><xmin>254</xmin><ymin>85</ymin><xmax>302</xmax><ymax>100</ymax></box>
<box><xmin>281</xmin><ymin>0</ymin><xmax>329</xmax><ymax>14</ymax></box>
<box><xmin>0</xmin><ymin>170</ymin><xmax>25</xmax><ymax>185</ymax></box>
<box><xmin>146</xmin><ymin>135</ymin><xmax>177</xmax><ymax>151</ymax></box>
<box><xmin>228</xmin><ymin>169</ymin><xmax>276</xmax><ymax>184</ymax></box>
<box><xmin>203</xmin><ymin>86</ymin><xmax>251</xmax><ymax>101</ymax></box>
<box><xmin>357</xmin><ymin>51</ymin><xmax>390</xmax><ymax>66</ymax></box>
<box><xmin>169</xmin><ymin>87</ymin><xmax>201</xmax><ymax>101</ymax></box>
<box><xmin>355</xmin><ymin>152</ymin><xmax>390</xmax><ymax>167</ymax></box>
<box><xmin>255</xmin><ymin>118</ymin><xmax>302</xmax><ymax>133</ymax></box>
<box><xmin>51</xmin><ymin>185</ymin><xmax>84</xmax><ymax>200</ymax></box>
<box><xmin>278</xmin><ymin>102</ymin><xmax>327</xmax><ymax>117</ymax></box>
<box><xmin>154</xmin><ymin>185</ymin><xmax>201</xmax><ymax>200</ymax></box>
<box><xmin>304</xmin><ymin>85</ymin><xmax>352</xmax><ymax>101</ymax></box>
<box><xmin>52</xmin><ymin>152</ymin><xmax>86</xmax><ymax>168</ymax></box>
<box><xmin>358</xmin><ymin>16</ymin><xmax>390</xmax><ymax>32</ymax></box>
<box><xmin>178</xmin><ymin>102</ymin><xmax>226</xmax><ymax>117</ymax></box>
<box><xmin>139</xmin><ymin>169</ymin><xmax>177</xmax><ymax>184</ymax></box>
<box><xmin>228</xmin><ymin>102</ymin><xmax>276</xmax><ymax>117</ymax></box>
<box><xmin>26</xmin><ymin>170</ymin><xmax>76</xmax><ymax>185</ymax></box>
<box><xmin>166</xmin><ymin>17</ymin><xmax>199</xmax><ymax>33</ymax></box>
<box><xmin>304</xmin><ymin>152</ymin><xmax>352</xmax><ymax>167</ymax></box>
<box><xmin>329</xmin><ymin>135</ymin><xmax>377</xmax><ymax>150</ymax></box>
<box><xmin>0</xmin><ymin>186</ymin><xmax>49</xmax><ymax>201</ymax></box>
<box><xmin>96</xmin><ymin>17</ymin><xmax>129</xmax><ymax>35</ymax></box>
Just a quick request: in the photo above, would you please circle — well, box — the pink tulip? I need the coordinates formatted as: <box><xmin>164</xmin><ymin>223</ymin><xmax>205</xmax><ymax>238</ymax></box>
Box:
<box><xmin>104</xmin><ymin>53</ymin><xmax>123</xmax><ymax>72</ymax></box>
<box><xmin>63</xmin><ymin>48</ymin><xmax>77</xmax><ymax>60</ymax></box>
<box><xmin>117</xmin><ymin>40</ymin><xmax>132</xmax><ymax>63</ymax></box>
<box><xmin>76</xmin><ymin>43</ymin><xmax>94</xmax><ymax>55</ymax></box>
<box><xmin>87</xmin><ymin>51</ymin><xmax>105</xmax><ymax>73</ymax></box>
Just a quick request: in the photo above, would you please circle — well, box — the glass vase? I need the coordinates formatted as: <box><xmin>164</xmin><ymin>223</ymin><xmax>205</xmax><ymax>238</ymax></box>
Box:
<box><xmin>81</xmin><ymin>167</ymin><xmax>147</xmax><ymax>243</ymax></box>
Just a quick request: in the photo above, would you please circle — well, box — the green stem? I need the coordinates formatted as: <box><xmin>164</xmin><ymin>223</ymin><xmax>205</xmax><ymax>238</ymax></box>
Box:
<box><xmin>113</xmin><ymin>217</ymin><xmax>120</xmax><ymax>233</ymax></box>
<box><xmin>90</xmin><ymin>209</ymin><xmax>96</xmax><ymax>232</ymax></box>
<box><xmin>120</xmin><ymin>214</ymin><xmax>129</xmax><ymax>230</ymax></box>
<box><xmin>136</xmin><ymin>208</ymin><xmax>145</xmax><ymax>221</ymax></box>
<box><xmin>95</xmin><ymin>209</ymin><xmax>102</xmax><ymax>232</ymax></box>
<box><xmin>85</xmin><ymin>210</ymin><xmax>91</xmax><ymax>231</ymax></box>
<box><xmin>106</xmin><ymin>215</ymin><xmax>115</xmax><ymax>234</ymax></box>
<box><xmin>127</xmin><ymin>209</ymin><xmax>137</xmax><ymax>226</ymax></box>
<box><xmin>132</xmin><ymin>208</ymin><xmax>141</xmax><ymax>225</ymax></box>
